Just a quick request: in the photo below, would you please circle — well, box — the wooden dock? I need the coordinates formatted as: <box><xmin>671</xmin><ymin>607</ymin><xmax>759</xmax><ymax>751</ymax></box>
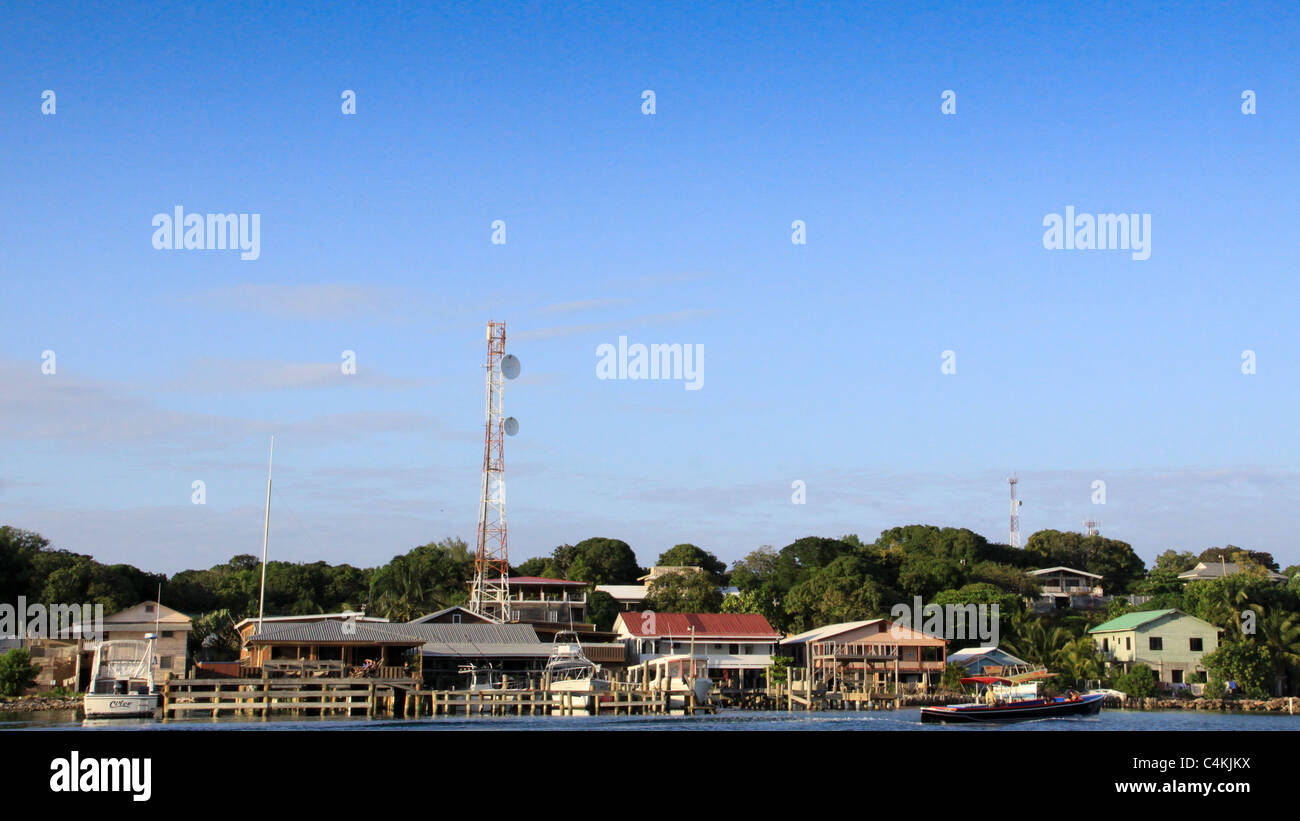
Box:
<box><xmin>160</xmin><ymin>677</ymin><xmax>716</xmax><ymax>719</ymax></box>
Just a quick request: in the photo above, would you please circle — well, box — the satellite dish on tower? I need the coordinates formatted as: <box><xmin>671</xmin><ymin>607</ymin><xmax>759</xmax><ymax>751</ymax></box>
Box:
<box><xmin>501</xmin><ymin>354</ymin><xmax>521</xmax><ymax>379</ymax></box>
<box><xmin>504</xmin><ymin>417</ymin><xmax>519</xmax><ymax>436</ymax></box>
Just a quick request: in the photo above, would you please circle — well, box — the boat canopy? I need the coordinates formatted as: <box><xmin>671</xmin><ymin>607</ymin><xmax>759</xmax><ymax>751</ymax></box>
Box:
<box><xmin>960</xmin><ymin>676</ymin><xmax>1014</xmax><ymax>685</ymax></box>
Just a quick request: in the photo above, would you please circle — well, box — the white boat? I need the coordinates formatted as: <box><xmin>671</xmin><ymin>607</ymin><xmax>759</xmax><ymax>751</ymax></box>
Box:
<box><xmin>459</xmin><ymin>662</ymin><xmax>519</xmax><ymax>691</ymax></box>
<box><xmin>544</xmin><ymin>633</ymin><xmax>610</xmax><ymax>712</ymax></box>
<box><xmin>83</xmin><ymin>636</ymin><xmax>158</xmax><ymax>718</ymax></box>
<box><xmin>626</xmin><ymin>654</ymin><xmax>713</xmax><ymax>712</ymax></box>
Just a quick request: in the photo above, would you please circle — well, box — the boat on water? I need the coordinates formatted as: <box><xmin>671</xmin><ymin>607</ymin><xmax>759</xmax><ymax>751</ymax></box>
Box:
<box><xmin>544</xmin><ymin>632</ymin><xmax>611</xmax><ymax>712</ymax></box>
<box><xmin>920</xmin><ymin>674</ymin><xmax>1104</xmax><ymax>724</ymax></box>
<box><xmin>83</xmin><ymin>636</ymin><xmax>159</xmax><ymax>719</ymax></box>
<box><xmin>625</xmin><ymin>654</ymin><xmax>713</xmax><ymax>713</ymax></box>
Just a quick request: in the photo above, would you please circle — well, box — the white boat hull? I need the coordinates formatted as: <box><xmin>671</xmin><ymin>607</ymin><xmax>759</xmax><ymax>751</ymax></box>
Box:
<box><xmin>83</xmin><ymin>694</ymin><xmax>158</xmax><ymax>718</ymax></box>
<box><xmin>550</xmin><ymin>679</ymin><xmax>612</xmax><ymax>713</ymax></box>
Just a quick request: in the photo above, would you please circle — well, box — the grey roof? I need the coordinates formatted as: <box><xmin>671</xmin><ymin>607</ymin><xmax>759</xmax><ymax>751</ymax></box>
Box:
<box><xmin>1177</xmin><ymin>561</ymin><xmax>1287</xmax><ymax>581</ymax></box>
<box><xmin>247</xmin><ymin>619</ymin><xmax>552</xmax><ymax>658</ymax></box>
<box><xmin>409</xmin><ymin>606</ymin><xmax>493</xmax><ymax>624</ymax></box>
<box><xmin>948</xmin><ymin>646</ymin><xmax>1031</xmax><ymax>668</ymax></box>
<box><xmin>247</xmin><ymin>621</ymin><xmax>422</xmax><ymax>645</ymax></box>
<box><xmin>389</xmin><ymin>623</ymin><xmax>551</xmax><ymax>658</ymax></box>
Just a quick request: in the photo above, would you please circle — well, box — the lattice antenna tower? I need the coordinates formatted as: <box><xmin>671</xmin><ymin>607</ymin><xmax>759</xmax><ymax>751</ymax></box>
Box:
<box><xmin>470</xmin><ymin>322</ymin><xmax>511</xmax><ymax>621</ymax></box>
<box><xmin>1008</xmin><ymin>476</ymin><xmax>1022</xmax><ymax>548</ymax></box>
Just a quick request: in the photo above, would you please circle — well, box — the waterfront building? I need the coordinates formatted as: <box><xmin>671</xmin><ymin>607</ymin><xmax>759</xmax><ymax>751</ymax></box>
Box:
<box><xmin>613</xmin><ymin>612</ymin><xmax>781</xmax><ymax>689</ymax></box>
<box><xmin>1088</xmin><ymin>609</ymin><xmax>1220</xmax><ymax>686</ymax></box>
<box><xmin>780</xmin><ymin>620</ymin><xmax>948</xmax><ymax>692</ymax></box>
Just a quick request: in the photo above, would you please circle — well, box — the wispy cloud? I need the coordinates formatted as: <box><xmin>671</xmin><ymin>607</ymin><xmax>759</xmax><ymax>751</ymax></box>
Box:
<box><xmin>162</xmin><ymin>357</ymin><xmax>428</xmax><ymax>394</ymax></box>
<box><xmin>183</xmin><ymin>283</ymin><xmax>409</xmax><ymax>322</ymax></box>
<box><xmin>512</xmin><ymin>309</ymin><xmax>717</xmax><ymax>342</ymax></box>
<box><xmin>536</xmin><ymin>298</ymin><xmax>630</xmax><ymax>314</ymax></box>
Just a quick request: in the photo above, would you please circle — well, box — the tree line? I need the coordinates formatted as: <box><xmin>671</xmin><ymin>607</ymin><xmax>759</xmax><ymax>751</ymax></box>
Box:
<box><xmin>3</xmin><ymin>523</ymin><xmax>1298</xmax><ymax>695</ymax></box>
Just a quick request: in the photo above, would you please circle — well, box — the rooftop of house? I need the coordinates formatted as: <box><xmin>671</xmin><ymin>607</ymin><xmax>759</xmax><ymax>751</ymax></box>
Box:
<box><xmin>246</xmin><ymin>620</ymin><xmax>424</xmax><ymax>646</ymax></box>
<box><xmin>780</xmin><ymin>620</ymin><xmax>884</xmax><ymax>645</ymax></box>
<box><xmin>246</xmin><ymin>619</ymin><xmax>550</xmax><ymax>657</ymax></box>
<box><xmin>1088</xmin><ymin>609</ymin><xmax>1184</xmax><ymax>633</ymax></box>
<box><xmin>947</xmin><ymin>646</ymin><xmax>1031</xmax><ymax>667</ymax></box>
<box><xmin>234</xmin><ymin>611</ymin><xmax>389</xmax><ymax>632</ymax></box>
<box><xmin>1177</xmin><ymin>561</ymin><xmax>1288</xmax><ymax>581</ymax></box>
<box><xmin>596</xmin><ymin>584</ymin><xmax>649</xmax><ymax>600</ymax></box>
<box><xmin>103</xmin><ymin>600</ymin><xmax>193</xmax><ymax>627</ymax></box>
<box><xmin>1029</xmin><ymin>566</ymin><xmax>1103</xmax><ymax>579</ymax></box>
<box><xmin>615</xmin><ymin>612</ymin><xmax>780</xmax><ymax>639</ymax></box>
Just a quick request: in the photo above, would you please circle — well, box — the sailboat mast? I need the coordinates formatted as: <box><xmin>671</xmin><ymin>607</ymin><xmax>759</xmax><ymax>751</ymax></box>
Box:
<box><xmin>257</xmin><ymin>435</ymin><xmax>275</xmax><ymax>632</ymax></box>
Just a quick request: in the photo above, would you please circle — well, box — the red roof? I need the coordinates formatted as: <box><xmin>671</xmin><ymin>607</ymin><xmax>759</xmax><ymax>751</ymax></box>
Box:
<box><xmin>507</xmin><ymin>576</ymin><xmax>588</xmax><ymax>587</ymax></box>
<box><xmin>617</xmin><ymin>612</ymin><xmax>780</xmax><ymax>638</ymax></box>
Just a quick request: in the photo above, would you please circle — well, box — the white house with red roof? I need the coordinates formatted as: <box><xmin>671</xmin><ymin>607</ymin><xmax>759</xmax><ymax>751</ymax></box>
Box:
<box><xmin>612</xmin><ymin>612</ymin><xmax>782</xmax><ymax>688</ymax></box>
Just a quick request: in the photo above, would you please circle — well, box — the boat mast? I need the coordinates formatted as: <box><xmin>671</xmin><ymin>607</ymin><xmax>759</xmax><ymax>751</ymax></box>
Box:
<box><xmin>257</xmin><ymin>435</ymin><xmax>275</xmax><ymax>633</ymax></box>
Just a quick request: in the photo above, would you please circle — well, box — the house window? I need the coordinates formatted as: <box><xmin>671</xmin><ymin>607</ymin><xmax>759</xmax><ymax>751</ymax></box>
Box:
<box><xmin>451</xmin><ymin>614</ymin><xmax>461</xmax><ymax>624</ymax></box>
<box><xmin>1171</xmin><ymin>669</ymin><xmax>1183</xmax><ymax>684</ymax></box>
<box><xmin>1102</xmin><ymin>638</ymin><xmax>1109</xmax><ymax>651</ymax></box>
<box><xmin>162</xmin><ymin>631</ymin><xmax>174</xmax><ymax>638</ymax></box>
<box><xmin>145</xmin><ymin>605</ymin><xmax>155</xmax><ymax>613</ymax></box>
<box><xmin>159</xmin><ymin>656</ymin><xmax>172</xmax><ymax>669</ymax></box>
<box><xmin>1189</xmin><ymin>637</ymin><xmax>1203</xmax><ymax>652</ymax></box>
<box><xmin>1125</xmin><ymin>636</ymin><xmax>1131</xmax><ymax>651</ymax></box>
<box><xmin>1149</xmin><ymin>637</ymin><xmax>1163</xmax><ymax>651</ymax></box>
<box><xmin>729</xmin><ymin>644</ymin><xmax>739</xmax><ymax>655</ymax></box>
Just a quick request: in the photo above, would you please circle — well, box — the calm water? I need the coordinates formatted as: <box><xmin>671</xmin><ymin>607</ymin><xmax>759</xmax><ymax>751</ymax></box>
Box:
<box><xmin>4</xmin><ymin>708</ymin><xmax>1299</xmax><ymax>731</ymax></box>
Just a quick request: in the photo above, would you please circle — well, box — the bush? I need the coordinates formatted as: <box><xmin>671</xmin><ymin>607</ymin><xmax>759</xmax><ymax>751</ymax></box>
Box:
<box><xmin>1113</xmin><ymin>663</ymin><xmax>1160</xmax><ymax>698</ymax></box>
<box><xmin>0</xmin><ymin>648</ymin><xmax>40</xmax><ymax>697</ymax></box>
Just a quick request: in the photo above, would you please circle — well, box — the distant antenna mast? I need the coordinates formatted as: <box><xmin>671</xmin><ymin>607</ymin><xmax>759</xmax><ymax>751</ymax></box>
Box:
<box><xmin>1008</xmin><ymin>476</ymin><xmax>1022</xmax><ymax>548</ymax></box>
<box><xmin>1083</xmin><ymin>519</ymin><xmax>1099</xmax><ymax>537</ymax></box>
<box><xmin>257</xmin><ymin>435</ymin><xmax>274</xmax><ymax>632</ymax></box>
<box><xmin>470</xmin><ymin>322</ymin><xmax>512</xmax><ymax>622</ymax></box>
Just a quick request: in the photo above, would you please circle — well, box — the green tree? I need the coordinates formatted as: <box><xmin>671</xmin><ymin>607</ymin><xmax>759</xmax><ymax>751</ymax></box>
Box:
<box><xmin>0</xmin><ymin>648</ymin><xmax>40</xmax><ymax>697</ymax></box>
<box><xmin>1202</xmin><ymin>640</ymin><xmax>1272</xmax><ymax>698</ymax></box>
<box><xmin>1055</xmin><ymin>636</ymin><xmax>1102</xmax><ymax>687</ymax></box>
<box><xmin>567</xmin><ymin>538</ymin><xmax>643</xmax><ymax>585</ymax></box>
<box><xmin>1113</xmin><ymin>663</ymin><xmax>1159</xmax><ymax>698</ymax></box>
<box><xmin>940</xmin><ymin>663</ymin><xmax>966</xmax><ymax>691</ymax></box>
<box><xmin>586</xmin><ymin>589</ymin><xmax>620</xmax><ymax>632</ymax></box>
<box><xmin>1153</xmin><ymin>549</ymin><xmax>1199</xmax><ymax>574</ymax></box>
<box><xmin>1024</xmin><ymin>530</ymin><xmax>1146</xmax><ymax>594</ymax></box>
<box><xmin>719</xmin><ymin>586</ymin><xmax>784</xmax><ymax>627</ymax></box>
<box><xmin>655</xmin><ymin>544</ymin><xmax>727</xmax><ymax>580</ymax></box>
<box><xmin>768</xmin><ymin>655</ymin><xmax>794</xmax><ymax>685</ymax></box>
<box><xmin>1002</xmin><ymin>615</ymin><xmax>1072</xmax><ymax>668</ymax></box>
<box><xmin>190</xmin><ymin>609</ymin><xmax>241</xmax><ymax>660</ymax></box>
<box><xmin>783</xmin><ymin>556</ymin><xmax>895</xmax><ymax>632</ymax></box>
<box><xmin>645</xmin><ymin>571</ymin><xmax>722</xmax><ymax>613</ymax></box>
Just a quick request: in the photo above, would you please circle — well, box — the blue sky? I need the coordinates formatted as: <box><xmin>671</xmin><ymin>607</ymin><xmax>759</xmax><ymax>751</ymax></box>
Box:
<box><xmin>2</xmin><ymin>1</ymin><xmax>1299</xmax><ymax>574</ymax></box>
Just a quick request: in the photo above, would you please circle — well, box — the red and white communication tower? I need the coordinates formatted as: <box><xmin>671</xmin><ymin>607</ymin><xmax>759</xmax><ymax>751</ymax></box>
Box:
<box><xmin>1008</xmin><ymin>476</ymin><xmax>1022</xmax><ymax>548</ymax></box>
<box><xmin>470</xmin><ymin>321</ymin><xmax>519</xmax><ymax>621</ymax></box>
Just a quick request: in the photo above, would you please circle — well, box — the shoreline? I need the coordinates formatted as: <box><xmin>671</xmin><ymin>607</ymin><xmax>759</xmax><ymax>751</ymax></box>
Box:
<box><xmin>0</xmin><ymin>697</ymin><xmax>81</xmax><ymax>713</ymax></box>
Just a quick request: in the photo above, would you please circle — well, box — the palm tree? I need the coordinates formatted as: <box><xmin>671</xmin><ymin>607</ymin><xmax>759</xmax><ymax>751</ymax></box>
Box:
<box><xmin>1003</xmin><ymin>616</ymin><xmax>1072</xmax><ymax>668</ymax></box>
<box><xmin>1056</xmin><ymin>636</ymin><xmax>1102</xmax><ymax>687</ymax></box>
<box><xmin>1253</xmin><ymin>608</ymin><xmax>1300</xmax><ymax>696</ymax></box>
<box><xmin>370</xmin><ymin>560</ymin><xmax>436</xmax><ymax>622</ymax></box>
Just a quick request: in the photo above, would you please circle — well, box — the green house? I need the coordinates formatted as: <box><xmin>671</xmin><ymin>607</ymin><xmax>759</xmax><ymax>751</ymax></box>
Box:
<box><xmin>1088</xmin><ymin>609</ymin><xmax>1220</xmax><ymax>686</ymax></box>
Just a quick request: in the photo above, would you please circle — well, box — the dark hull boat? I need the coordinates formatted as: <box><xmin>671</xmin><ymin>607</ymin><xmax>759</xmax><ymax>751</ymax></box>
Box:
<box><xmin>921</xmin><ymin>692</ymin><xmax>1104</xmax><ymax>724</ymax></box>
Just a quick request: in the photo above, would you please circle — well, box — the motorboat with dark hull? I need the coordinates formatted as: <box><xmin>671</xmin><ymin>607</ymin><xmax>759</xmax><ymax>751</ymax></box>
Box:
<box><xmin>920</xmin><ymin>674</ymin><xmax>1104</xmax><ymax>724</ymax></box>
